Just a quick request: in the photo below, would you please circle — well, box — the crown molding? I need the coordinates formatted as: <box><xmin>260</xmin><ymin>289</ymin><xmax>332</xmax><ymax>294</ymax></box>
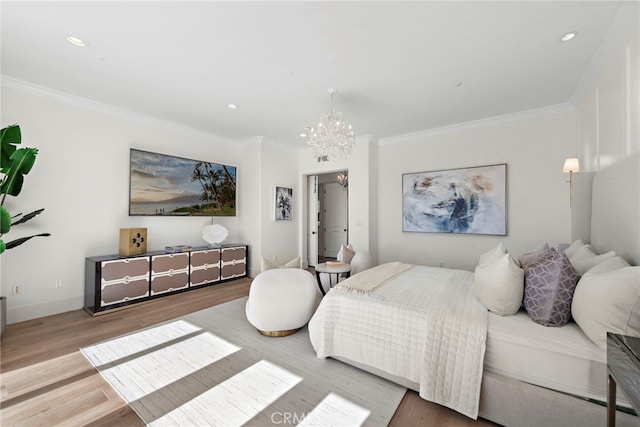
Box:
<box><xmin>1</xmin><ymin>75</ymin><xmax>233</xmax><ymax>144</ymax></box>
<box><xmin>378</xmin><ymin>103</ymin><xmax>575</xmax><ymax>145</ymax></box>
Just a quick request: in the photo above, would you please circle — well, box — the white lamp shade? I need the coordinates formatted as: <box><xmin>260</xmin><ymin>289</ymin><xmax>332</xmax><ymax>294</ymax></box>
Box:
<box><xmin>563</xmin><ymin>158</ymin><xmax>580</xmax><ymax>173</ymax></box>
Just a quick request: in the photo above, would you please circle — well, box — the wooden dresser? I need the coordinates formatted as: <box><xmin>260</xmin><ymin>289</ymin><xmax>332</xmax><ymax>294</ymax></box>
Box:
<box><xmin>85</xmin><ymin>244</ymin><xmax>248</xmax><ymax>315</ymax></box>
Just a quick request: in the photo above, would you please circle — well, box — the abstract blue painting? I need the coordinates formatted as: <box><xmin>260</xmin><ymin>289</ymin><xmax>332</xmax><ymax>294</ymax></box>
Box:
<box><xmin>402</xmin><ymin>164</ymin><xmax>506</xmax><ymax>235</ymax></box>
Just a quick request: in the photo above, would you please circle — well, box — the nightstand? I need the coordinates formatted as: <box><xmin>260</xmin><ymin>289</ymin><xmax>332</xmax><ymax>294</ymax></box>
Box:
<box><xmin>607</xmin><ymin>332</ymin><xmax>640</xmax><ymax>426</ymax></box>
<box><xmin>315</xmin><ymin>262</ymin><xmax>351</xmax><ymax>296</ymax></box>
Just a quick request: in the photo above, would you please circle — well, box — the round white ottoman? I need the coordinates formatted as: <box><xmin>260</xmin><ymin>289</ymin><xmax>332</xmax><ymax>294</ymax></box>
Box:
<box><xmin>245</xmin><ymin>268</ymin><xmax>320</xmax><ymax>337</ymax></box>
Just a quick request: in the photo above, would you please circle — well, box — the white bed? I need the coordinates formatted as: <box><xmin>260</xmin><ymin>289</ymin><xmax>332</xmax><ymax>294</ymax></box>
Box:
<box><xmin>485</xmin><ymin>310</ymin><xmax>630</xmax><ymax>408</ymax></box>
<box><xmin>308</xmin><ymin>153</ymin><xmax>640</xmax><ymax>427</ymax></box>
<box><xmin>309</xmin><ymin>263</ymin><xmax>487</xmax><ymax>419</ymax></box>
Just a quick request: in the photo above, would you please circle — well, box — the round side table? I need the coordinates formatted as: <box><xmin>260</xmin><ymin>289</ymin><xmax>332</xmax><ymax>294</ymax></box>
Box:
<box><xmin>315</xmin><ymin>262</ymin><xmax>351</xmax><ymax>296</ymax></box>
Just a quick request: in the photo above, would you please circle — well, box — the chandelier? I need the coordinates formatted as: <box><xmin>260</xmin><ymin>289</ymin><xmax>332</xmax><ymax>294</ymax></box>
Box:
<box><xmin>307</xmin><ymin>88</ymin><xmax>355</xmax><ymax>161</ymax></box>
<box><xmin>337</xmin><ymin>171</ymin><xmax>348</xmax><ymax>189</ymax></box>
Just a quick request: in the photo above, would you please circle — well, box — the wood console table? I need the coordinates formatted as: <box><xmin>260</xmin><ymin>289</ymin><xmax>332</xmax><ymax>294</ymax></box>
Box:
<box><xmin>85</xmin><ymin>244</ymin><xmax>248</xmax><ymax>315</ymax></box>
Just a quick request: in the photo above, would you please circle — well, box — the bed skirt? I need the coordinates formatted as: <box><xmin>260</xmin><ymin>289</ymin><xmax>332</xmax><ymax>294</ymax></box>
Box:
<box><xmin>333</xmin><ymin>356</ymin><xmax>638</xmax><ymax>427</ymax></box>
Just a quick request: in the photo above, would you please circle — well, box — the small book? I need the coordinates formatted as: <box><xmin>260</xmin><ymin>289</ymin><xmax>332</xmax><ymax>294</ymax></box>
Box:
<box><xmin>165</xmin><ymin>245</ymin><xmax>192</xmax><ymax>253</ymax></box>
<box><xmin>326</xmin><ymin>260</ymin><xmax>346</xmax><ymax>267</ymax></box>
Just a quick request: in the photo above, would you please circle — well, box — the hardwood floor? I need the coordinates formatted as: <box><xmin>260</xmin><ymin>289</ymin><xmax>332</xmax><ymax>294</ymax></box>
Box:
<box><xmin>1</xmin><ymin>279</ymin><xmax>496</xmax><ymax>426</ymax></box>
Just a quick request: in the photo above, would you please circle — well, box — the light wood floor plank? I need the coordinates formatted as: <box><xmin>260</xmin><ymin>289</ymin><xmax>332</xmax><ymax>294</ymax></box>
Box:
<box><xmin>1</xmin><ymin>352</ymin><xmax>94</xmax><ymax>403</ymax></box>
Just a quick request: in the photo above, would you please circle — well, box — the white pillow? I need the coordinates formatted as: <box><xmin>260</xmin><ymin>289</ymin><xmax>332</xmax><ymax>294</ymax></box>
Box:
<box><xmin>583</xmin><ymin>256</ymin><xmax>630</xmax><ymax>276</ymax></box>
<box><xmin>478</xmin><ymin>242</ymin><xmax>507</xmax><ymax>266</ymax></box>
<box><xmin>567</xmin><ymin>245</ymin><xmax>597</xmax><ymax>263</ymax></box>
<box><xmin>563</xmin><ymin>239</ymin><xmax>586</xmax><ymax>259</ymax></box>
<box><xmin>260</xmin><ymin>256</ymin><xmax>301</xmax><ymax>272</ymax></box>
<box><xmin>337</xmin><ymin>244</ymin><xmax>355</xmax><ymax>264</ymax></box>
<box><xmin>283</xmin><ymin>256</ymin><xmax>301</xmax><ymax>268</ymax></box>
<box><xmin>350</xmin><ymin>251</ymin><xmax>372</xmax><ymax>275</ymax></box>
<box><xmin>473</xmin><ymin>253</ymin><xmax>524</xmax><ymax>316</ymax></box>
<box><xmin>570</xmin><ymin>251</ymin><xmax>616</xmax><ymax>275</ymax></box>
<box><xmin>571</xmin><ymin>266</ymin><xmax>640</xmax><ymax>350</ymax></box>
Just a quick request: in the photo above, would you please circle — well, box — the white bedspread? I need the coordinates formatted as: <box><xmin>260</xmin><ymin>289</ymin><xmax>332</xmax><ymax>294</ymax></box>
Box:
<box><xmin>308</xmin><ymin>264</ymin><xmax>488</xmax><ymax>419</ymax></box>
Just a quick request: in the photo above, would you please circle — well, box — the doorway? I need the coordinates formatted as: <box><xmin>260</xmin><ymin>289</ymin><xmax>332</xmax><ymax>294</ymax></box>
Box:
<box><xmin>306</xmin><ymin>171</ymin><xmax>349</xmax><ymax>267</ymax></box>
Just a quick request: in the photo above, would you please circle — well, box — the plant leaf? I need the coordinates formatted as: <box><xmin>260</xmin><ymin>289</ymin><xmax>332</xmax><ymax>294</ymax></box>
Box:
<box><xmin>0</xmin><ymin>239</ymin><xmax>5</xmax><ymax>254</ymax></box>
<box><xmin>0</xmin><ymin>206</ymin><xmax>10</xmax><ymax>234</ymax></box>
<box><xmin>1</xmin><ymin>147</ymin><xmax>37</xmax><ymax>197</ymax></box>
<box><xmin>11</xmin><ymin>208</ymin><xmax>45</xmax><ymax>226</ymax></box>
<box><xmin>0</xmin><ymin>124</ymin><xmax>21</xmax><ymax>168</ymax></box>
<box><xmin>5</xmin><ymin>233</ymin><xmax>51</xmax><ymax>250</ymax></box>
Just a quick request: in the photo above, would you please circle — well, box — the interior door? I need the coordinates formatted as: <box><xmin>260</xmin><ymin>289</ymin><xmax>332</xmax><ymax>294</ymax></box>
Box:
<box><xmin>323</xmin><ymin>182</ymin><xmax>348</xmax><ymax>258</ymax></box>
<box><xmin>307</xmin><ymin>176</ymin><xmax>320</xmax><ymax>267</ymax></box>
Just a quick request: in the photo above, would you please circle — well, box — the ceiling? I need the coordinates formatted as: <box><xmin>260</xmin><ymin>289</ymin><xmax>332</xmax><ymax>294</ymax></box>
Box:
<box><xmin>1</xmin><ymin>1</ymin><xmax>626</xmax><ymax>148</ymax></box>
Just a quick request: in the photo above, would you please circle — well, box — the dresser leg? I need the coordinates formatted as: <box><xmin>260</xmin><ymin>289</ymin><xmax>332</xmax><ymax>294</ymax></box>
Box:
<box><xmin>608</xmin><ymin>374</ymin><xmax>616</xmax><ymax>427</ymax></box>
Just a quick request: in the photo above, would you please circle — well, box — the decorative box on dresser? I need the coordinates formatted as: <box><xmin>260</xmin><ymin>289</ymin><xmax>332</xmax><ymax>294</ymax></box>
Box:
<box><xmin>85</xmin><ymin>244</ymin><xmax>248</xmax><ymax>315</ymax></box>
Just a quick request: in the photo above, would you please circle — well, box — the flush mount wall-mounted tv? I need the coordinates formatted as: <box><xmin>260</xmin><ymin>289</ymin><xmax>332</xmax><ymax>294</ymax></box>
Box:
<box><xmin>129</xmin><ymin>149</ymin><xmax>237</xmax><ymax>216</ymax></box>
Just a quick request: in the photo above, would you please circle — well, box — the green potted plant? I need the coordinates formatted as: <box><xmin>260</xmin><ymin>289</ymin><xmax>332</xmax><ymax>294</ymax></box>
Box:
<box><xmin>0</xmin><ymin>124</ymin><xmax>50</xmax><ymax>254</ymax></box>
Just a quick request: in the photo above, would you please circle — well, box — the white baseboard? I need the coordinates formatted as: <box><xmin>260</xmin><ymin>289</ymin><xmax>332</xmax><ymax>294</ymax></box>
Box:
<box><xmin>7</xmin><ymin>296</ymin><xmax>84</xmax><ymax>324</ymax></box>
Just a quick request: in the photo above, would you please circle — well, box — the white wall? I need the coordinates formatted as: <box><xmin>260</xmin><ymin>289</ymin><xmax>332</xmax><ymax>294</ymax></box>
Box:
<box><xmin>1</xmin><ymin>82</ymin><xmax>250</xmax><ymax>323</ymax></box>
<box><xmin>376</xmin><ymin>110</ymin><xmax>577</xmax><ymax>271</ymax></box>
<box><xmin>258</xmin><ymin>138</ymin><xmax>300</xmax><ymax>272</ymax></box>
<box><xmin>373</xmin><ymin>2</ymin><xmax>639</xmax><ymax>271</ymax></box>
<box><xmin>236</xmin><ymin>136</ymin><xmax>261</xmax><ymax>277</ymax></box>
<box><xmin>576</xmin><ymin>1</ymin><xmax>639</xmax><ymax>170</ymax></box>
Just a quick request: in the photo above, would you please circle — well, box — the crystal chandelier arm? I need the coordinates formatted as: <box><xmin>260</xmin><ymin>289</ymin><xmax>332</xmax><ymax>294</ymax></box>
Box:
<box><xmin>306</xmin><ymin>88</ymin><xmax>355</xmax><ymax>161</ymax></box>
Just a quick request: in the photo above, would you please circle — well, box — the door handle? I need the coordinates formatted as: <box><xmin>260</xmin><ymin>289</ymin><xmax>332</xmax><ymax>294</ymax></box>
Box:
<box><xmin>312</xmin><ymin>231</ymin><xmax>317</xmax><ymax>235</ymax></box>
<box><xmin>343</xmin><ymin>229</ymin><xmax>347</xmax><ymax>232</ymax></box>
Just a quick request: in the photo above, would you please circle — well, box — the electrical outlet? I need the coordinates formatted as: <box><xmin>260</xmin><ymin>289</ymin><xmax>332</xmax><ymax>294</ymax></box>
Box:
<box><xmin>12</xmin><ymin>285</ymin><xmax>22</xmax><ymax>295</ymax></box>
<box><xmin>54</xmin><ymin>279</ymin><xmax>63</xmax><ymax>289</ymax></box>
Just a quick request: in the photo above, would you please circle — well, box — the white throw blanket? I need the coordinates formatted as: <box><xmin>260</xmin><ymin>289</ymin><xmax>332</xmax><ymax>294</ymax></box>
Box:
<box><xmin>335</xmin><ymin>261</ymin><xmax>414</xmax><ymax>294</ymax></box>
<box><xmin>308</xmin><ymin>264</ymin><xmax>488</xmax><ymax>419</ymax></box>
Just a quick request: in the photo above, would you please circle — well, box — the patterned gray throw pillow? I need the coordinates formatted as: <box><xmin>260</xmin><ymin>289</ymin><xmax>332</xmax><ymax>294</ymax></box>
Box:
<box><xmin>523</xmin><ymin>248</ymin><xmax>580</xmax><ymax>327</ymax></box>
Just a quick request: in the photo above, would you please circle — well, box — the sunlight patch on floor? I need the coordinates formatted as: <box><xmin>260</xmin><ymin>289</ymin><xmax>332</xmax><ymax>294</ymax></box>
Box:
<box><xmin>298</xmin><ymin>392</ymin><xmax>371</xmax><ymax>426</ymax></box>
<box><xmin>81</xmin><ymin>320</ymin><xmax>204</xmax><ymax>367</ymax></box>
<box><xmin>90</xmin><ymin>330</ymin><xmax>240</xmax><ymax>402</ymax></box>
<box><xmin>150</xmin><ymin>360</ymin><xmax>302</xmax><ymax>426</ymax></box>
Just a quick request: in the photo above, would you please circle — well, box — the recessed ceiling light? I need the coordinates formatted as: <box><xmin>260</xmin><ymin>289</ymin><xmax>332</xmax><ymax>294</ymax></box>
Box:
<box><xmin>226</xmin><ymin>103</ymin><xmax>239</xmax><ymax>109</ymax></box>
<box><xmin>560</xmin><ymin>31</ymin><xmax>578</xmax><ymax>42</ymax></box>
<box><xmin>66</xmin><ymin>35</ymin><xmax>86</xmax><ymax>47</ymax></box>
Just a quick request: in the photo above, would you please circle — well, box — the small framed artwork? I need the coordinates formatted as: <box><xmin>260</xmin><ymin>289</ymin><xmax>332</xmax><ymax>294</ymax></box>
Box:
<box><xmin>402</xmin><ymin>164</ymin><xmax>507</xmax><ymax>235</ymax></box>
<box><xmin>274</xmin><ymin>186</ymin><xmax>293</xmax><ymax>221</ymax></box>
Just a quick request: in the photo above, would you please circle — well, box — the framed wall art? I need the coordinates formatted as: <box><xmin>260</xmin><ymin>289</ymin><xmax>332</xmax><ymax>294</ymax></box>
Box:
<box><xmin>129</xmin><ymin>149</ymin><xmax>237</xmax><ymax>216</ymax></box>
<box><xmin>402</xmin><ymin>164</ymin><xmax>506</xmax><ymax>235</ymax></box>
<box><xmin>274</xmin><ymin>186</ymin><xmax>293</xmax><ymax>221</ymax></box>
